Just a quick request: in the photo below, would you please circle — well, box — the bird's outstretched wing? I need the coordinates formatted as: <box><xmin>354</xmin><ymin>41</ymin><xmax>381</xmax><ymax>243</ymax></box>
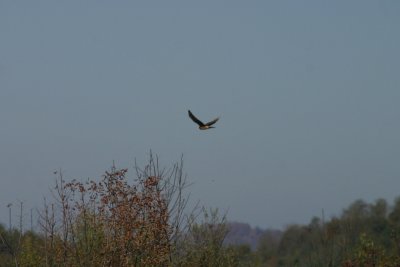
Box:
<box><xmin>188</xmin><ymin>110</ymin><xmax>205</xmax><ymax>126</ymax></box>
<box><xmin>205</xmin><ymin>117</ymin><xmax>219</xmax><ymax>126</ymax></box>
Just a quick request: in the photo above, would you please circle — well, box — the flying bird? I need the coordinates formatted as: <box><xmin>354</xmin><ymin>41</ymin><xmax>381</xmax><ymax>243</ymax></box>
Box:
<box><xmin>188</xmin><ymin>110</ymin><xmax>219</xmax><ymax>130</ymax></box>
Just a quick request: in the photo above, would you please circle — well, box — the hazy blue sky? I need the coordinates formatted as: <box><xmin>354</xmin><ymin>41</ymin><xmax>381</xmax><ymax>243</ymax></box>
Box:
<box><xmin>1</xmin><ymin>1</ymin><xmax>400</xmax><ymax>229</ymax></box>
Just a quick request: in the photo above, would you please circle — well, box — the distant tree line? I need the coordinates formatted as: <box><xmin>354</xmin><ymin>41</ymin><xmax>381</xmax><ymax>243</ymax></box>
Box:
<box><xmin>252</xmin><ymin>197</ymin><xmax>400</xmax><ymax>267</ymax></box>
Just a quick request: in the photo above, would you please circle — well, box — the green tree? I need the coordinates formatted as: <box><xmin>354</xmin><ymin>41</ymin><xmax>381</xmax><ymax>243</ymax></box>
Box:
<box><xmin>173</xmin><ymin>208</ymin><xmax>237</xmax><ymax>267</ymax></box>
<box><xmin>257</xmin><ymin>229</ymin><xmax>281</xmax><ymax>266</ymax></box>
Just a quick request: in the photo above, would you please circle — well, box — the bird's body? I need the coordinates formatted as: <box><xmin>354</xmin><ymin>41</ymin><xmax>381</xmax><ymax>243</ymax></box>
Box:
<box><xmin>188</xmin><ymin>110</ymin><xmax>219</xmax><ymax>130</ymax></box>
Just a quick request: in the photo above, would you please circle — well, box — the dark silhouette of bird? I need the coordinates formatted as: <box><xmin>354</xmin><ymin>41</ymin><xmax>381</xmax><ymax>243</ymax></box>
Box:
<box><xmin>188</xmin><ymin>110</ymin><xmax>219</xmax><ymax>130</ymax></box>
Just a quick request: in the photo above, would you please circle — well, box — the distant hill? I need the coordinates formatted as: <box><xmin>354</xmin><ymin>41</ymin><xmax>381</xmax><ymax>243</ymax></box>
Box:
<box><xmin>224</xmin><ymin>222</ymin><xmax>282</xmax><ymax>251</ymax></box>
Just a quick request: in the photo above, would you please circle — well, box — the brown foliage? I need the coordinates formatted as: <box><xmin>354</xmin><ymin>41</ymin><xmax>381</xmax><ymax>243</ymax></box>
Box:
<box><xmin>39</xmin><ymin>154</ymin><xmax>189</xmax><ymax>267</ymax></box>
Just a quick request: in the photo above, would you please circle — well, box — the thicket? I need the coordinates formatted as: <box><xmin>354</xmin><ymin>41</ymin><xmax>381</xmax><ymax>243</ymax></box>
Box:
<box><xmin>2</xmin><ymin>154</ymin><xmax>400</xmax><ymax>266</ymax></box>
<box><xmin>0</xmin><ymin>154</ymin><xmax>237</xmax><ymax>267</ymax></box>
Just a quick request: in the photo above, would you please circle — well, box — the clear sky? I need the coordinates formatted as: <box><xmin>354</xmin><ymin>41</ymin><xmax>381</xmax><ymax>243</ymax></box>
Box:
<box><xmin>1</xmin><ymin>1</ymin><xmax>400</xmax><ymax>229</ymax></box>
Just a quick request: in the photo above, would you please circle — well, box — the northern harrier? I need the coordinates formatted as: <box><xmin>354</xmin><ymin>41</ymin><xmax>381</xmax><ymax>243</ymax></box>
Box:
<box><xmin>188</xmin><ymin>110</ymin><xmax>219</xmax><ymax>130</ymax></box>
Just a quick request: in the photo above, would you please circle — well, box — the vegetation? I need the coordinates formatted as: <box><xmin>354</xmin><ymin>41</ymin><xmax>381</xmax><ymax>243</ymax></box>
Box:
<box><xmin>0</xmin><ymin>154</ymin><xmax>238</xmax><ymax>267</ymax></box>
<box><xmin>254</xmin><ymin>198</ymin><xmax>400</xmax><ymax>267</ymax></box>
<box><xmin>1</xmin><ymin>154</ymin><xmax>400</xmax><ymax>266</ymax></box>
